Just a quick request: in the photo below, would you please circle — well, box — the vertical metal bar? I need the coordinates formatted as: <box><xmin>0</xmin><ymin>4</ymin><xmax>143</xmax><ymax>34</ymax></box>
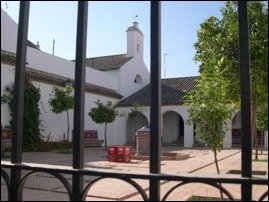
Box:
<box><xmin>72</xmin><ymin>1</ymin><xmax>88</xmax><ymax>201</ymax></box>
<box><xmin>9</xmin><ymin>2</ymin><xmax>30</xmax><ymax>201</ymax></box>
<box><xmin>238</xmin><ymin>1</ymin><xmax>252</xmax><ymax>201</ymax></box>
<box><xmin>150</xmin><ymin>1</ymin><xmax>161</xmax><ymax>201</ymax></box>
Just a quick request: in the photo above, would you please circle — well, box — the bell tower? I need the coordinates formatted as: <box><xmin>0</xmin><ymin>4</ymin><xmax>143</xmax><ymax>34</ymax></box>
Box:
<box><xmin>126</xmin><ymin>21</ymin><xmax>144</xmax><ymax>60</ymax></box>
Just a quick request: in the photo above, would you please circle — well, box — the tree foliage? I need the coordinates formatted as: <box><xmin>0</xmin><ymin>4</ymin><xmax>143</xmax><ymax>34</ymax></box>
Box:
<box><xmin>185</xmin><ymin>59</ymin><xmax>236</xmax><ymax>155</ymax></box>
<box><xmin>88</xmin><ymin>100</ymin><xmax>118</xmax><ymax>150</ymax></box>
<box><xmin>49</xmin><ymin>84</ymin><xmax>74</xmax><ymax>141</ymax></box>
<box><xmin>2</xmin><ymin>78</ymin><xmax>42</xmax><ymax>151</ymax></box>
<box><xmin>257</xmin><ymin>101</ymin><xmax>268</xmax><ymax>131</ymax></box>
<box><xmin>185</xmin><ymin>59</ymin><xmax>236</xmax><ymax>199</ymax></box>
<box><xmin>194</xmin><ymin>1</ymin><xmax>268</xmax><ymax>159</ymax></box>
<box><xmin>195</xmin><ymin>1</ymin><xmax>268</xmax><ymax>101</ymax></box>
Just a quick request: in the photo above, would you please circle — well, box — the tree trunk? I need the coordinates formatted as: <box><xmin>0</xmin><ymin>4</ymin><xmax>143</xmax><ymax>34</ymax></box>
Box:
<box><xmin>66</xmin><ymin>110</ymin><xmax>70</xmax><ymax>142</ymax></box>
<box><xmin>214</xmin><ymin>150</ymin><xmax>223</xmax><ymax>200</ymax></box>
<box><xmin>251</xmin><ymin>96</ymin><xmax>258</xmax><ymax>160</ymax></box>
<box><xmin>104</xmin><ymin>122</ymin><xmax>107</xmax><ymax>150</ymax></box>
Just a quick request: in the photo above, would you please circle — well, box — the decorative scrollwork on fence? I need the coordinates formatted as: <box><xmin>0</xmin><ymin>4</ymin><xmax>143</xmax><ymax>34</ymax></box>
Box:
<box><xmin>17</xmin><ymin>171</ymin><xmax>72</xmax><ymax>200</ymax></box>
<box><xmin>259</xmin><ymin>190</ymin><xmax>268</xmax><ymax>201</ymax></box>
<box><xmin>162</xmin><ymin>181</ymin><xmax>235</xmax><ymax>201</ymax></box>
<box><xmin>82</xmin><ymin>176</ymin><xmax>149</xmax><ymax>201</ymax></box>
<box><xmin>1</xmin><ymin>168</ymin><xmax>10</xmax><ymax>188</ymax></box>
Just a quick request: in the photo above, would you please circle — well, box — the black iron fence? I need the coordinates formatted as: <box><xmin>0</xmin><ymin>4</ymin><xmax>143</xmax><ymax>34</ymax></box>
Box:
<box><xmin>1</xmin><ymin>1</ymin><xmax>268</xmax><ymax>201</ymax></box>
<box><xmin>1</xmin><ymin>161</ymin><xmax>268</xmax><ymax>201</ymax></box>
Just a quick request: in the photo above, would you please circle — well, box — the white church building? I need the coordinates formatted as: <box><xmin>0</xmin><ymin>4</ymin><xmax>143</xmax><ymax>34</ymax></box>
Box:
<box><xmin>1</xmin><ymin>9</ymin><xmax>267</xmax><ymax>149</ymax></box>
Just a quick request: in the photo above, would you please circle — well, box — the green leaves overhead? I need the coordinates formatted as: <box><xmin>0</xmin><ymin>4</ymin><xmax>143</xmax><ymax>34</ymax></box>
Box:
<box><xmin>195</xmin><ymin>1</ymin><xmax>268</xmax><ymax>102</ymax></box>
<box><xmin>194</xmin><ymin>1</ymin><xmax>268</xmax><ymax>160</ymax></box>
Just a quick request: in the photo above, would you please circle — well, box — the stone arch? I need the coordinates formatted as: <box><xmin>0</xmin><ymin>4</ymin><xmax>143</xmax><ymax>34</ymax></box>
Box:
<box><xmin>126</xmin><ymin>111</ymin><xmax>148</xmax><ymax>146</ymax></box>
<box><xmin>162</xmin><ymin>111</ymin><xmax>184</xmax><ymax>146</ymax></box>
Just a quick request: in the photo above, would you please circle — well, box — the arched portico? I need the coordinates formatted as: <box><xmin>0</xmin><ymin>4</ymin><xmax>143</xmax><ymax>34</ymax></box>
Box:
<box><xmin>162</xmin><ymin>111</ymin><xmax>184</xmax><ymax>146</ymax></box>
<box><xmin>126</xmin><ymin>111</ymin><xmax>148</xmax><ymax>146</ymax></box>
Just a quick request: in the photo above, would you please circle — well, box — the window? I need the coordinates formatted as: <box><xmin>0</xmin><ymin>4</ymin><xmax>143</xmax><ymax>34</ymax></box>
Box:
<box><xmin>134</xmin><ymin>74</ymin><xmax>142</xmax><ymax>85</ymax></box>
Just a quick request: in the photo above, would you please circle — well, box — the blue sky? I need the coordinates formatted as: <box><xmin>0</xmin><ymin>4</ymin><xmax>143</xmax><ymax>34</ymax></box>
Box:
<box><xmin>1</xmin><ymin>1</ymin><xmax>226</xmax><ymax>78</ymax></box>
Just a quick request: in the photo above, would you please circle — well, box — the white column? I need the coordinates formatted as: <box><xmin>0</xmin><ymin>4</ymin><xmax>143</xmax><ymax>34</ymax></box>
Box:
<box><xmin>223</xmin><ymin>121</ymin><xmax>232</xmax><ymax>148</ymax></box>
<box><xmin>184</xmin><ymin>120</ymin><xmax>194</xmax><ymax>147</ymax></box>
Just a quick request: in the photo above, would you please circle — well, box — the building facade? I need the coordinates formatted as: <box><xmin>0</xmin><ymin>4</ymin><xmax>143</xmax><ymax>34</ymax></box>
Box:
<box><xmin>1</xmin><ymin>9</ymin><xmax>267</xmax><ymax>149</ymax></box>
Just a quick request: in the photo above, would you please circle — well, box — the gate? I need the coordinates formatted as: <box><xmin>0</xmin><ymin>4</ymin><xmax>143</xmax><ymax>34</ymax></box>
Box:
<box><xmin>1</xmin><ymin>1</ymin><xmax>268</xmax><ymax>201</ymax></box>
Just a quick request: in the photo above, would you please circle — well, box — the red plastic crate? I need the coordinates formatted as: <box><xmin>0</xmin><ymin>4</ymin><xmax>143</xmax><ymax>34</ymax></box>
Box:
<box><xmin>107</xmin><ymin>146</ymin><xmax>117</xmax><ymax>162</ymax></box>
<box><xmin>123</xmin><ymin>146</ymin><xmax>131</xmax><ymax>162</ymax></box>
<box><xmin>107</xmin><ymin>146</ymin><xmax>131</xmax><ymax>162</ymax></box>
<box><xmin>116</xmin><ymin>146</ymin><xmax>124</xmax><ymax>162</ymax></box>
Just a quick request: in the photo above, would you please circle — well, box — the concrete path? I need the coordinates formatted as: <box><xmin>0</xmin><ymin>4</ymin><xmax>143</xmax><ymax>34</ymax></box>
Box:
<box><xmin>1</xmin><ymin>148</ymin><xmax>268</xmax><ymax>201</ymax></box>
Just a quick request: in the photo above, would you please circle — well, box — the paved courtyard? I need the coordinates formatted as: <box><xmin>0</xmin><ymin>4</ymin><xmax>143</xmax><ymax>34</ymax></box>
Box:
<box><xmin>1</xmin><ymin>147</ymin><xmax>268</xmax><ymax>201</ymax></box>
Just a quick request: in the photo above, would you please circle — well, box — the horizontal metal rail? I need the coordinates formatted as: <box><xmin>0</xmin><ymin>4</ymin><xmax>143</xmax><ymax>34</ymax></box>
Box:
<box><xmin>1</xmin><ymin>161</ymin><xmax>268</xmax><ymax>201</ymax></box>
<box><xmin>1</xmin><ymin>161</ymin><xmax>268</xmax><ymax>185</ymax></box>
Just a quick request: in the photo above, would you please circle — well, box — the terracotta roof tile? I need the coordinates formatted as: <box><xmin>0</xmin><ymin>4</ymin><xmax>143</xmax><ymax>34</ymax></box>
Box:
<box><xmin>118</xmin><ymin>76</ymin><xmax>198</xmax><ymax>106</ymax></box>
<box><xmin>85</xmin><ymin>54</ymin><xmax>132</xmax><ymax>71</ymax></box>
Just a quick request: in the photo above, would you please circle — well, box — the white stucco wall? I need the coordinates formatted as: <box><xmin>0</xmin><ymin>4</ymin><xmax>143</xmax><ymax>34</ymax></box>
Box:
<box><xmin>27</xmin><ymin>48</ymin><xmax>118</xmax><ymax>91</ymax></box>
<box><xmin>1</xmin><ymin>63</ymin><xmax>120</xmax><ymax>143</ymax></box>
<box><xmin>1</xmin><ymin>64</ymin><xmax>15</xmax><ymax>126</ymax></box>
<box><xmin>1</xmin><ymin>9</ymin><xmax>118</xmax><ymax>93</ymax></box>
<box><xmin>1</xmin><ymin>10</ymin><xmax>18</xmax><ymax>53</ymax></box>
<box><xmin>118</xmin><ymin>58</ymin><xmax>150</xmax><ymax>97</ymax></box>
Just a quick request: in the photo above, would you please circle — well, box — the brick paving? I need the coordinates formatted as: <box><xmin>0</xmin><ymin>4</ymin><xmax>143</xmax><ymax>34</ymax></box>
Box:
<box><xmin>1</xmin><ymin>147</ymin><xmax>268</xmax><ymax>201</ymax></box>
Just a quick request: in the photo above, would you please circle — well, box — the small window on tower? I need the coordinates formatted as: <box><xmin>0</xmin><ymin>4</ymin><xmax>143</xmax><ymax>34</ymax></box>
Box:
<box><xmin>134</xmin><ymin>74</ymin><xmax>142</xmax><ymax>85</ymax></box>
<box><xmin>137</xmin><ymin>44</ymin><xmax>139</xmax><ymax>52</ymax></box>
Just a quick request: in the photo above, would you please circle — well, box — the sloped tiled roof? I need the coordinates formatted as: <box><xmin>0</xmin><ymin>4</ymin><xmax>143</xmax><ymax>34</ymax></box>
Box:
<box><xmin>1</xmin><ymin>50</ymin><xmax>16</xmax><ymax>65</ymax></box>
<box><xmin>118</xmin><ymin>76</ymin><xmax>199</xmax><ymax>107</ymax></box>
<box><xmin>85</xmin><ymin>54</ymin><xmax>132</xmax><ymax>71</ymax></box>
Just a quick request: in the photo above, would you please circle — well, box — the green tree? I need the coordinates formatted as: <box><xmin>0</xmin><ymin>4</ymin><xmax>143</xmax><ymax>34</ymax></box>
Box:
<box><xmin>194</xmin><ymin>1</ymin><xmax>268</xmax><ymax>160</ymax></box>
<box><xmin>257</xmin><ymin>103</ymin><xmax>268</xmax><ymax>132</ymax></box>
<box><xmin>88</xmin><ymin>100</ymin><xmax>118</xmax><ymax>150</ymax></box>
<box><xmin>185</xmin><ymin>59</ymin><xmax>236</xmax><ymax>199</ymax></box>
<box><xmin>2</xmin><ymin>78</ymin><xmax>42</xmax><ymax>151</ymax></box>
<box><xmin>49</xmin><ymin>84</ymin><xmax>74</xmax><ymax>141</ymax></box>
<box><xmin>256</xmin><ymin>93</ymin><xmax>268</xmax><ymax>155</ymax></box>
